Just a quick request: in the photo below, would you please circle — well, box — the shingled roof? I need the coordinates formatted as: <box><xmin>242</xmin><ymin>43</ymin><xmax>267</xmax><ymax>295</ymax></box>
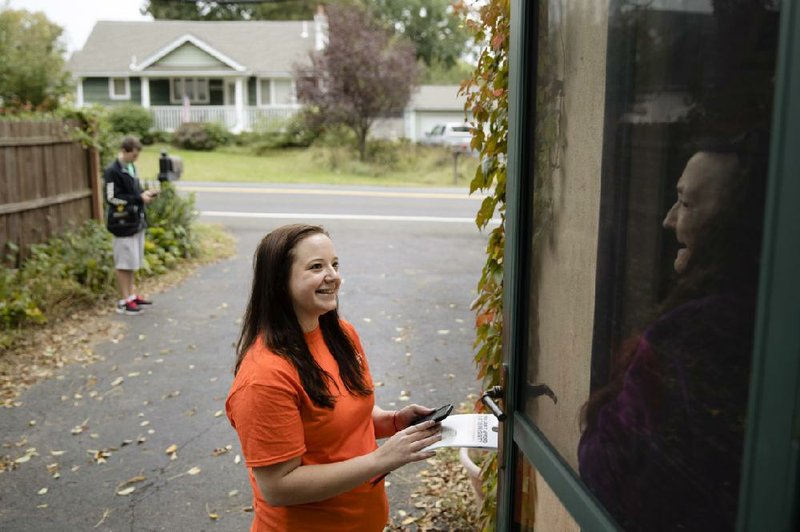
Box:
<box><xmin>67</xmin><ymin>20</ymin><xmax>318</xmax><ymax>76</ymax></box>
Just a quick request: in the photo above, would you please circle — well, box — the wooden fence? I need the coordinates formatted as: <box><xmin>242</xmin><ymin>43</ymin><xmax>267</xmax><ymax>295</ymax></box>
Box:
<box><xmin>0</xmin><ymin>120</ymin><xmax>102</xmax><ymax>264</ymax></box>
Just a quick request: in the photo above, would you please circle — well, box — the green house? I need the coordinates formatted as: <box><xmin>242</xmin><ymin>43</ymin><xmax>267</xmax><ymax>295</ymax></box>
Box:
<box><xmin>66</xmin><ymin>17</ymin><xmax>325</xmax><ymax>132</ymax></box>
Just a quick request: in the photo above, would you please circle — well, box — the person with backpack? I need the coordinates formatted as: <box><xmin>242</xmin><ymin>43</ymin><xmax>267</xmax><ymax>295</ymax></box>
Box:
<box><xmin>103</xmin><ymin>136</ymin><xmax>157</xmax><ymax>315</ymax></box>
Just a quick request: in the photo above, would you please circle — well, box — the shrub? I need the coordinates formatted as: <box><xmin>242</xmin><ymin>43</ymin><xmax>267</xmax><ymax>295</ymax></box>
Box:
<box><xmin>143</xmin><ymin>181</ymin><xmax>199</xmax><ymax>274</ymax></box>
<box><xmin>58</xmin><ymin>105</ymin><xmax>121</xmax><ymax>167</ymax></box>
<box><xmin>0</xmin><ymin>181</ymin><xmax>199</xmax><ymax>339</ymax></box>
<box><xmin>149</xmin><ymin>130</ymin><xmax>173</xmax><ymax>144</ymax></box>
<box><xmin>173</xmin><ymin>122</ymin><xmax>230</xmax><ymax>151</ymax></box>
<box><xmin>107</xmin><ymin>104</ymin><xmax>154</xmax><ymax>142</ymax></box>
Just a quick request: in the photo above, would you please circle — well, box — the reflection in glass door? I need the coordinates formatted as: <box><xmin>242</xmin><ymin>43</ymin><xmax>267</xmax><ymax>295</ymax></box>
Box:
<box><xmin>505</xmin><ymin>1</ymin><xmax>781</xmax><ymax>530</ymax></box>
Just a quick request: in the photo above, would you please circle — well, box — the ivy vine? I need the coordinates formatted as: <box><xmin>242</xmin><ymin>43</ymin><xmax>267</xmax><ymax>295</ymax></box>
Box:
<box><xmin>458</xmin><ymin>0</ymin><xmax>510</xmax><ymax>528</ymax></box>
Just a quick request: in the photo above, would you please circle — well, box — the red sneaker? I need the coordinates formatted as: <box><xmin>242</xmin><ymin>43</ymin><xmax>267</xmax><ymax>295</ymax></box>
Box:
<box><xmin>132</xmin><ymin>295</ymin><xmax>152</xmax><ymax>306</ymax></box>
<box><xmin>116</xmin><ymin>300</ymin><xmax>142</xmax><ymax>315</ymax></box>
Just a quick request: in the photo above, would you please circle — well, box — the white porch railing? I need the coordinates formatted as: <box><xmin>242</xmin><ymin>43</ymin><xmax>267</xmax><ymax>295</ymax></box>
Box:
<box><xmin>246</xmin><ymin>106</ymin><xmax>300</xmax><ymax>132</ymax></box>
<box><xmin>150</xmin><ymin>105</ymin><xmax>301</xmax><ymax>132</ymax></box>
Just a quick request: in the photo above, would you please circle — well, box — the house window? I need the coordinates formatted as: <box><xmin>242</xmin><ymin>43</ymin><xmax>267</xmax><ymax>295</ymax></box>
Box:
<box><xmin>273</xmin><ymin>79</ymin><xmax>295</xmax><ymax>105</ymax></box>
<box><xmin>109</xmin><ymin>78</ymin><xmax>130</xmax><ymax>100</ymax></box>
<box><xmin>258</xmin><ymin>79</ymin><xmax>271</xmax><ymax>106</ymax></box>
<box><xmin>170</xmin><ymin>78</ymin><xmax>210</xmax><ymax>104</ymax></box>
<box><xmin>258</xmin><ymin>79</ymin><xmax>296</xmax><ymax>106</ymax></box>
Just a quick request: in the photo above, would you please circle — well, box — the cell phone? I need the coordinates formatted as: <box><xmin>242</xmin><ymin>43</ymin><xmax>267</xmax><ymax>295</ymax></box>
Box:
<box><xmin>410</xmin><ymin>403</ymin><xmax>453</xmax><ymax>426</ymax></box>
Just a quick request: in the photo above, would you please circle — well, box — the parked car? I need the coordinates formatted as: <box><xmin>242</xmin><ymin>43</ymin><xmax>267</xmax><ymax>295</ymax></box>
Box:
<box><xmin>422</xmin><ymin>122</ymin><xmax>474</xmax><ymax>153</ymax></box>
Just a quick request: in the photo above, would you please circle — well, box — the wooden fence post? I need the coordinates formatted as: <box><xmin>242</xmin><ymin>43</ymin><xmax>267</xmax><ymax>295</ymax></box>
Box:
<box><xmin>88</xmin><ymin>147</ymin><xmax>103</xmax><ymax>221</ymax></box>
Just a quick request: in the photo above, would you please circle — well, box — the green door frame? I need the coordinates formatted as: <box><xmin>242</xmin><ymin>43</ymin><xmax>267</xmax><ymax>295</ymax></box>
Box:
<box><xmin>737</xmin><ymin>1</ymin><xmax>800</xmax><ymax>529</ymax></box>
<box><xmin>499</xmin><ymin>1</ymin><xmax>800</xmax><ymax>530</ymax></box>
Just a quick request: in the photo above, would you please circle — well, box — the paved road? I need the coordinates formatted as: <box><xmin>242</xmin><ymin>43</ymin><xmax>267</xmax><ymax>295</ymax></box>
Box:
<box><xmin>0</xmin><ymin>183</ymin><xmax>489</xmax><ymax>531</ymax></box>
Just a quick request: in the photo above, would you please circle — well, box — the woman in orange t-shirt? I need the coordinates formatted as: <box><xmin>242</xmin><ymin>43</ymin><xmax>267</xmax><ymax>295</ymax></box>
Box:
<box><xmin>226</xmin><ymin>224</ymin><xmax>442</xmax><ymax>531</ymax></box>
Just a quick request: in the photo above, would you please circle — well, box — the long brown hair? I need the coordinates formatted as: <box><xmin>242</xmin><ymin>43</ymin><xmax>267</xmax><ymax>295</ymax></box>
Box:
<box><xmin>234</xmin><ymin>224</ymin><xmax>372</xmax><ymax>408</ymax></box>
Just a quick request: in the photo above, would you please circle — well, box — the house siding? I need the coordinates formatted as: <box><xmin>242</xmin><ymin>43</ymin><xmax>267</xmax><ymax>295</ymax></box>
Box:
<box><xmin>149</xmin><ymin>42</ymin><xmax>230</xmax><ymax>71</ymax></box>
<box><xmin>82</xmin><ymin>77</ymin><xmax>141</xmax><ymax>106</ymax></box>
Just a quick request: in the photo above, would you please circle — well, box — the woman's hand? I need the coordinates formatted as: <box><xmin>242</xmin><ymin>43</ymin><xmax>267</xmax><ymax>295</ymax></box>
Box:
<box><xmin>252</xmin><ymin>420</ymin><xmax>442</xmax><ymax>506</ymax></box>
<box><xmin>373</xmin><ymin>419</ymin><xmax>442</xmax><ymax>473</ymax></box>
<box><xmin>393</xmin><ymin>404</ymin><xmax>435</xmax><ymax>431</ymax></box>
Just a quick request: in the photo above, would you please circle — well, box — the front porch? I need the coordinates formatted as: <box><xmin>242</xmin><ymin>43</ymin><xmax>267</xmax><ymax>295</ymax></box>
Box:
<box><xmin>149</xmin><ymin>105</ymin><xmax>300</xmax><ymax>132</ymax></box>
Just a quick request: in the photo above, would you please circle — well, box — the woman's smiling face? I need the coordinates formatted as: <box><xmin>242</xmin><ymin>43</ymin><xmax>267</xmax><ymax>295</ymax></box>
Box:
<box><xmin>288</xmin><ymin>233</ymin><xmax>341</xmax><ymax>331</ymax></box>
<box><xmin>662</xmin><ymin>151</ymin><xmax>739</xmax><ymax>273</ymax></box>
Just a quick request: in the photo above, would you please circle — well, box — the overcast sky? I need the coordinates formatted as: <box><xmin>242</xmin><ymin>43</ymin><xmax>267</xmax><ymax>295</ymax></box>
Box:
<box><xmin>6</xmin><ymin>0</ymin><xmax>152</xmax><ymax>54</ymax></box>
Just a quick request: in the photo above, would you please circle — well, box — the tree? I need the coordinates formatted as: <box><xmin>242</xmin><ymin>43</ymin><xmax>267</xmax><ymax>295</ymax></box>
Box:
<box><xmin>143</xmin><ymin>1</ymin><xmax>469</xmax><ymax>68</ymax></box>
<box><xmin>0</xmin><ymin>8</ymin><xmax>70</xmax><ymax>110</ymax></box>
<box><xmin>370</xmin><ymin>0</ymin><xmax>470</xmax><ymax>68</ymax></box>
<box><xmin>294</xmin><ymin>4</ymin><xmax>418</xmax><ymax>161</ymax></box>
<box><xmin>143</xmin><ymin>0</ymin><xmax>343</xmax><ymax>21</ymax></box>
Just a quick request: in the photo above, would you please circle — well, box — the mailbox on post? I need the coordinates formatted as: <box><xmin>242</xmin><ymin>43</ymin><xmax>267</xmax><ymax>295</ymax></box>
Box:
<box><xmin>158</xmin><ymin>151</ymin><xmax>183</xmax><ymax>183</ymax></box>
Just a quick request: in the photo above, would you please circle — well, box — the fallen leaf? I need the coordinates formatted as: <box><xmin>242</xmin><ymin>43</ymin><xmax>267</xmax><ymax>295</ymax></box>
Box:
<box><xmin>50</xmin><ymin>450</ymin><xmax>65</xmax><ymax>456</ymax></box>
<box><xmin>437</xmin><ymin>329</ymin><xmax>450</xmax><ymax>335</ymax></box>
<box><xmin>234</xmin><ymin>454</ymin><xmax>241</xmax><ymax>465</ymax></box>
<box><xmin>71</xmin><ymin>418</ymin><xmax>89</xmax><ymax>435</ymax></box>
<box><xmin>14</xmin><ymin>454</ymin><xmax>31</xmax><ymax>464</ymax></box>
<box><xmin>117</xmin><ymin>475</ymin><xmax>146</xmax><ymax>490</ymax></box>
<box><xmin>165</xmin><ymin>444</ymin><xmax>178</xmax><ymax>455</ymax></box>
<box><xmin>228</xmin><ymin>489</ymin><xmax>239</xmax><ymax>497</ymax></box>
<box><xmin>206</xmin><ymin>503</ymin><xmax>219</xmax><ymax>520</ymax></box>
<box><xmin>127</xmin><ymin>372</ymin><xmax>140</xmax><ymax>377</ymax></box>
<box><xmin>187</xmin><ymin>466</ymin><xmax>201</xmax><ymax>475</ymax></box>
<box><xmin>116</xmin><ymin>486</ymin><xmax>135</xmax><ymax>496</ymax></box>
<box><xmin>214</xmin><ymin>410</ymin><xmax>224</xmax><ymax>417</ymax></box>
<box><xmin>401</xmin><ymin>516</ymin><xmax>418</xmax><ymax>525</ymax></box>
<box><xmin>110</xmin><ymin>377</ymin><xmax>124</xmax><ymax>387</ymax></box>
<box><xmin>212</xmin><ymin>447</ymin><xmax>229</xmax><ymax>457</ymax></box>
<box><xmin>38</xmin><ymin>487</ymin><xmax>48</xmax><ymax>495</ymax></box>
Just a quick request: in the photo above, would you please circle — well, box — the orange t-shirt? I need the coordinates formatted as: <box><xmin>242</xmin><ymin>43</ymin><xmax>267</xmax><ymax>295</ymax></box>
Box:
<box><xmin>226</xmin><ymin>322</ymin><xmax>388</xmax><ymax>531</ymax></box>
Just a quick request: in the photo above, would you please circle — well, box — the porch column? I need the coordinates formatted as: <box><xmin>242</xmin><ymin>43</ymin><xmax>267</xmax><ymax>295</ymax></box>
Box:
<box><xmin>234</xmin><ymin>77</ymin><xmax>246</xmax><ymax>133</ymax></box>
<box><xmin>76</xmin><ymin>77</ymin><xmax>84</xmax><ymax>107</ymax></box>
<box><xmin>141</xmin><ymin>77</ymin><xmax>150</xmax><ymax>108</ymax></box>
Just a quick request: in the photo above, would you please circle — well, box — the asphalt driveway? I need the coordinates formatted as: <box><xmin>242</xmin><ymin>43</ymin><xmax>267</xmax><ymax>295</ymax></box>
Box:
<box><xmin>0</xmin><ymin>189</ymin><xmax>488</xmax><ymax>531</ymax></box>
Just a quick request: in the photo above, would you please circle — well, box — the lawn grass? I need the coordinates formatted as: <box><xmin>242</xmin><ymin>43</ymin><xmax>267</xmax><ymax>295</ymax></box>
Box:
<box><xmin>136</xmin><ymin>144</ymin><xmax>479</xmax><ymax>187</ymax></box>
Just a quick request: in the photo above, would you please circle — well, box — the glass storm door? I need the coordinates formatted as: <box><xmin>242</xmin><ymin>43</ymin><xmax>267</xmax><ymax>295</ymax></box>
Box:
<box><xmin>497</xmin><ymin>1</ymin><xmax>796</xmax><ymax>530</ymax></box>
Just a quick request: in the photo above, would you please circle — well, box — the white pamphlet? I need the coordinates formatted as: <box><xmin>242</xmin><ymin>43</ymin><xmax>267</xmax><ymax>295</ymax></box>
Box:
<box><xmin>424</xmin><ymin>414</ymin><xmax>499</xmax><ymax>451</ymax></box>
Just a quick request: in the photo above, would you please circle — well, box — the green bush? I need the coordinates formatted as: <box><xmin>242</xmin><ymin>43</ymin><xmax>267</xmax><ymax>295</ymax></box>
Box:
<box><xmin>0</xmin><ymin>182</ymin><xmax>199</xmax><ymax>340</ymax></box>
<box><xmin>149</xmin><ymin>130</ymin><xmax>173</xmax><ymax>144</ymax></box>
<box><xmin>107</xmin><ymin>104</ymin><xmax>154</xmax><ymax>142</ymax></box>
<box><xmin>231</xmin><ymin>112</ymin><xmax>319</xmax><ymax>154</ymax></box>
<box><xmin>143</xmin><ymin>181</ymin><xmax>199</xmax><ymax>274</ymax></box>
<box><xmin>58</xmin><ymin>105</ymin><xmax>121</xmax><ymax>167</ymax></box>
<box><xmin>173</xmin><ymin>122</ymin><xmax>230</xmax><ymax>151</ymax></box>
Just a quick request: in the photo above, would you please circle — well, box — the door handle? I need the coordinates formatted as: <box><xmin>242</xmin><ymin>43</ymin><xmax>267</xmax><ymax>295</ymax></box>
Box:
<box><xmin>527</xmin><ymin>383</ymin><xmax>558</xmax><ymax>404</ymax></box>
<box><xmin>481</xmin><ymin>386</ymin><xmax>507</xmax><ymax>421</ymax></box>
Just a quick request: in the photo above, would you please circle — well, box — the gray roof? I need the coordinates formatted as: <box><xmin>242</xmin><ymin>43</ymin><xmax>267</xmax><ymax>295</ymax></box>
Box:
<box><xmin>67</xmin><ymin>20</ymin><xmax>317</xmax><ymax>76</ymax></box>
<box><xmin>409</xmin><ymin>85</ymin><xmax>467</xmax><ymax>111</ymax></box>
